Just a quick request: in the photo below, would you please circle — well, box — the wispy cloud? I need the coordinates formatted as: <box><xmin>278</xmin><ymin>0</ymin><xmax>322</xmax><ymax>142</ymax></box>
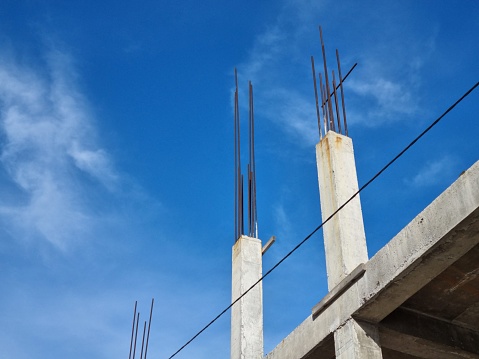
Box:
<box><xmin>347</xmin><ymin>76</ymin><xmax>418</xmax><ymax>124</ymax></box>
<box><xmin>0</xmin><ymin>48</ymin><xmax>119</xmax><ymax>249</ymax></box>
<box><xmin>273</xmin><ymin>202</ymin><xmax>293</xmax><ymax>241</ymax></box>
<box><xmin>345</xmin><ymin>51</ymin><xmax>431</xmax><ymax>127</ymax></box>
<box><xmin>235</xmin><ymin>2</ymin><xmax>324</xmax><ymax>148</ymax></box>
<box><xmin>237</xmin><ymin>1</ymin><xmax>438</xmax><ymax>143</ymax></box>
<box><xmin>406</xmin><ymin>156</ymin><xmax>455</xmax><ymax>188</ymax></box>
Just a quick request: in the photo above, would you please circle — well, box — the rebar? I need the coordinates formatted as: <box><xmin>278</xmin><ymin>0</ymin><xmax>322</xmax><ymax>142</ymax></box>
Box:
<box><xmin>144</xmin><ymin>298</ymin><xmax>154</xmax><ymax>359</ymax></box>
<box><xmin>248</xmin><ymin>81</ymin><xmax>257</xmax><ymax>238</ymax></box>
<box><xmin>319</xmin><ymin>26</ymin><xmax>335</xmax><ymax>132</ymax></box>
<box><xmin>313</xmin><ymin>26</ymin><xmax>357</xmax><ymax>137</ymax></box>
<box><xmin>132</xmin><ymin>312</ymin><xmax>140</xmax><ymax>359</ymax></box>
<box><xmin>319</xmin><ymin>73</ymin><xmax>329</xmax><ymax>133</ymax></box>
<box><xmin>139</xmin><ymin>321</ymin><xmax>146</xmax><ymax>359</ymax></box>
<box><xmin>311</xmin><ymin>56</ymin><xmax>322</xmax><ymax>139</ymax></box>
<box><xmin>234</xmin><ymin>69</ymin><xmax>242</xmax><ymax>241</ymax></box>
<box><xmin>332</xmin><ymin>70</ymin><xmax>342</xmax><ymax>133</ymax></box>
<box><xmin>336</xmin><ymin>49</ymin><xmax>349</xmax><ymax>136</ymax></box>
<box><xmin>128</xmin><ymin>301</ymin><xmax>137</xmax><ymax>359</ymax></box>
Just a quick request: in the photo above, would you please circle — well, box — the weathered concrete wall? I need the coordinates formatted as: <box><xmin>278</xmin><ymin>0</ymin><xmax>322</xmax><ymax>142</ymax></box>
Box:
<box><xmin>316</xmin><ymin>131</ymin><xmax>368</xmax><ymax>290</ymax></box>
<box><xmin>265</xmin><ymin>160</ymin><xmax>479</xmax><ymax>359</ymax></box>
<box><xmin>231</xmin><ymin>235</ymin><xmax>263</xmax><ymax>359</ymax></box>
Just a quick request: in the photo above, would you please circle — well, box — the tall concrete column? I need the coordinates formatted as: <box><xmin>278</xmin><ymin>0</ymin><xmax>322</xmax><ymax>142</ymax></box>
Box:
<box><xmin>335</xmin><ymin>319</ymin><xmax>382</xmax><ymax>358</ymax></box>
<box><xmin>317</xmin><ymin>131</ymin><xmax>382</xmax><ymax>358</ymax></box>
<box><xmin>316</xmin><ymin>131</ymin><xmax>368</xmax><ymax>290</ymax></box>
<box><xmin>231</xmin><ymin>235</ymin><xmax>263</xmax><ymax>359</ymax></box>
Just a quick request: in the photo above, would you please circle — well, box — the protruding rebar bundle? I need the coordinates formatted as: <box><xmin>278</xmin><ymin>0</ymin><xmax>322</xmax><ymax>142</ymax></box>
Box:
<box><xmin>311</xmin><ymin>26</ymin><xmax>356</xmax><ymax>139</ymax></box>
<box><xmin>234</xmin><ymin>71</ymin><xmax>259</xmax><ymax>241</ymax></box>
<box><xmin>127</xmin><ymin>299</ymin><xmax>155</xmax><ymax>359</ymax></box>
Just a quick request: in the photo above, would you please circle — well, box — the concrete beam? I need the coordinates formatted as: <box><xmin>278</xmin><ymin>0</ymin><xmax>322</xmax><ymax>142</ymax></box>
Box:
<box><xmin>265</xmin><ymin>161</ymin><xmax>479</xmax><ymax>359</ymax></box>
<box><xmin>379</xmin><ymin>306</ymin><xmax>479</xmax><ymax>358</ymax></box>
<box><xmin>231</xmin><ymin>235</ymin><xmax>263</xmax><ymax>359</ymax></box>
<box><xmin>355</xmin><ymin>160</ymin><xmax>479</xmax><ymax>323</ymax></box>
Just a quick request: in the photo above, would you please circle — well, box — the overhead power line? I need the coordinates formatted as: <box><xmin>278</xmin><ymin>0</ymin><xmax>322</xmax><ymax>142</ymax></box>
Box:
<box><xmin>167</xmin><ymin>80</ymin><xmax>479</xmax><ymax>359</ymax></box>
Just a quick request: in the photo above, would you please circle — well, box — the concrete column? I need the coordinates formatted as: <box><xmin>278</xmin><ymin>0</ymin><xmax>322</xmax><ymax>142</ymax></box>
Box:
<box><xmin>231</xmin><ymin>235</ymin><xmax>263</xmax><ymax>359</ymax></box>
<box><xmin>316</xmin><ymin>131</ymin><xmax>368</xmax><ymax>290</ymax></box>
<box><xmin>335</xmin><ymin>319</ymin><xmax>382</xmax><ymax>358</ymax></box>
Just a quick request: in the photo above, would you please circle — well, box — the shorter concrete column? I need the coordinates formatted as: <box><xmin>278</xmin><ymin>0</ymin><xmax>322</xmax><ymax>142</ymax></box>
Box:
<box><xmin>335</xmin><ymin>319</ymin><xmax>383</xmax><ymax>359</ymax></box>
<box><xmin>316</xmin><ymin>131</ymin><xmax>368</xmax><ymax>290</ymax></box>
<box><xmin>231</xmin><ymin>235</ymin><xmax>263</xmax><ymax>359</ymax></box>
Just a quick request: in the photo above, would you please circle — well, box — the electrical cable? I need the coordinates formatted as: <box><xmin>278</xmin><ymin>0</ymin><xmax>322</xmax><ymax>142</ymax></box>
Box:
<box><xmin>167</xmin><ymin>80</ymin><xmax>479</xmax><ymax>359</ymax></box>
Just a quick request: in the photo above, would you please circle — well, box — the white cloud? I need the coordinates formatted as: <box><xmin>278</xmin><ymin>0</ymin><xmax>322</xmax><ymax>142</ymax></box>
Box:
<box><xmin>406</xmin><ymin>156</ymin><xmax>455</xmax><ymax>188</ymax></box>
<box><xmin>0</xmin><ymin>49</ymin><xmax>119</xmax><ymax>249</ymax></box>
<box><xmin>261</xmin><ymin>89</ymin><xmax>318</xmax><ymax>146</ymax></box>
<box><xmin>348</xmin><ymin>77</ymin><xmax>417</xmax><ymax>118</ymax></box>
<box><xmin>234</xmin><ymin>3</ymin><xmax>324</xmax><ymax>148</ymax></box>
<box><xmin>236</xmin><ymin>1</ymin><xmax>439</xmax><ymax>141</ymax></box>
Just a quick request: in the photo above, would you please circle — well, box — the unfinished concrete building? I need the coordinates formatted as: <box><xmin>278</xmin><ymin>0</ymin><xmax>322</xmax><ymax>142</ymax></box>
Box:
<box><xmin>230</xmin><ymin>30</ymin><xmax>479</xmax><ymax>359</ymax></box>
<box><xmin>263</xmin><ymin>134</ymin><xmax>479</xmax><ymax>359</ymax></box>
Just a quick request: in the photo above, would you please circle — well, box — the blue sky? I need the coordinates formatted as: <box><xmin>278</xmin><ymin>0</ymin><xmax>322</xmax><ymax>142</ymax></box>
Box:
<box><xmin>0</xmin><ymin>1</ymin><xmax>478</xmax><ymax>358</ymax></box>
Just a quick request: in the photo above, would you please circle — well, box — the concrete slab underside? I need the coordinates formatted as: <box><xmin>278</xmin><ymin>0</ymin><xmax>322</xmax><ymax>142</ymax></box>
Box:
<box><xmin>265</xmin><ymin>160</ymin><xmax>479</xmax><ymax>359</ymax></box>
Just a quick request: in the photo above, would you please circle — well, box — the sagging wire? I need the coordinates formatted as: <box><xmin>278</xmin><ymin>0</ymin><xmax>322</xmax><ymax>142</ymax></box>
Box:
<box><xmin>167</xmin><ymin>80</ymin><xmax>479</xmax><ymax>359</ymax></box>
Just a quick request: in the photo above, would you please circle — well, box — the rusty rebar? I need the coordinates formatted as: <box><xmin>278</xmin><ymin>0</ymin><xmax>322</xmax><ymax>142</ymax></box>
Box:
<box><xmin>311</xmin><ymin>56</ymin><xmax>322</xmax><ymax>139</ymax></box>
<box><xmin>332</xmin><ymin>70</ymin><xmax>342</xmax><ymax>134</ymax></box>
<box><xmin>234</xmin><ymin>69</ymin><xmax>238</xmax><ymax>241</ymax></box>
<box><xmin>139</xmin><ymin>321</ymin><xmax>146</xmax><ymax>359</ymax></box>
<box><xmin>319</xmin><ymin>26</ymin><xmax>335</xmax><ymax>132</ymax></box>
<box><xmin>234</xmin><ymin>69</ymin><xmax>243</xmax><ymax>241</ymax></box>
<box><xmin>248</xmin><ymin>82</ymin><xmax>253</xmax><ymax>237</ymax></box>
<box><xmin>144</xmin><ymin>298</ymin><xmax>154</xmax><ymax>359</ymax></box>
<box><xmin>132</xmin><ymin>312</ymin><xmax>140</xmax><ymax>359</ymax></box>
<box><xmin>249</xmin><ymin>81</ymin><xmax>257</xmax><ymax>238</ymax></box>
<box><xmin>336</xmin><ymin>49</ymin><xmax>348</xmax><ymax>136</ymax></box>
<box><xmin>240</xmin><ymin>174</ymin><xmax>244</xmax><ymax>235</ymax></box>
<box><xmin>128</xmin><ymin>301</ymin><xmax>137</xmax><ymax>359</ymax></box>
<box><xmin>319</xmin><ymin>73</ymin><xmax>328</xmax><ymax>133</ymax></box>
